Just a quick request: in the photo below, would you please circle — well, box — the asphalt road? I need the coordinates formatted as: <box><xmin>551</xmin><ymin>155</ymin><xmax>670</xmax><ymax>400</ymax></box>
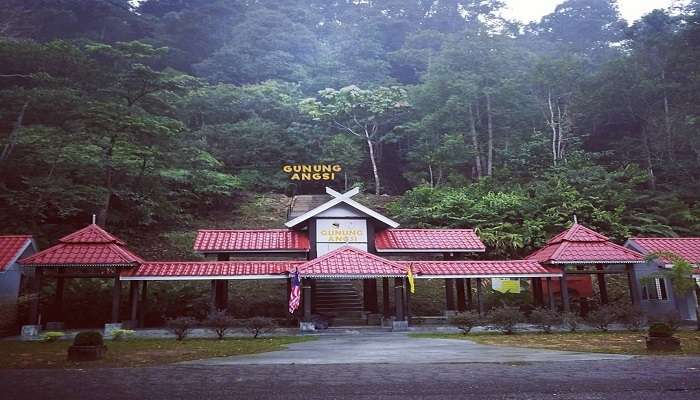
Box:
<box><xmin>2</xmin><ymin>357</ymin><xmax>700</xmax><ymax>400</ymax></box>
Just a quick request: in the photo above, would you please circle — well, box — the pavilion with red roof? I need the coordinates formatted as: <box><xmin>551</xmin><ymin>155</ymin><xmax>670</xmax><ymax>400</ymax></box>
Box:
<box><xmin>527</xmin><ymin>223</ymin><xmax>644</xmax><ymax>313</ymax></box>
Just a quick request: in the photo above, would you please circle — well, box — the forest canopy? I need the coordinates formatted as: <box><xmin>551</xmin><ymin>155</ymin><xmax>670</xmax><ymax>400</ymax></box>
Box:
<box><xmin>2</xmin><ymin>0</ymin><xmax>700</xmax><ymax>255</ymax></box>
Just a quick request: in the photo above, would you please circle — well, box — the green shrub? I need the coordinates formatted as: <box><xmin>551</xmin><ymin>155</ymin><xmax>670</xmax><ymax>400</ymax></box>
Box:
<box><xmin>586</xmin><ymin>305</ymin><xmax>618</xmax><ymax>332</ymax></box>
<box><xmin>648</xmin><ymin>322</ymin><xmax>674</xmax><ymax>338</ymax></box>
<box><xmin>529</xmin><ymin>308</ymin><xmax>561</xmax><ymax>334</ymax></box>
<box><xmin>42</xmin><ymin>331</ymin><xmax>64</xmax><ymax>342</ymax></box>
<box><xmin>451</xmin><ymin>311</ymin><xmax>481</xmax><ymax>334</ymax></box>
<box><xmin>111</xmin><ymin>329</ymin><xmax>135</xmax><ymax>341</ymax></box>
<box><xmin>561</xmin><ymin>312</ymin><xmax>582</xmax><ymax>332</ymax></box>
<box><xmin>616</xmin><ymin>305</ymin><xmax>644</xmax><ymax>332</ymax></box>
<box><xmin>486</xmin><ymin>305</ymin><xmax>524</xmax><ymax>335</ymax></box>
<box><xmin>244</xmin><ymin>317</ymin><xmax>277</xmax><ymax>338</ymax></box>
<box><xmin>204</xmin><ymin>311</ymin><xmax>237</xmax><ymax>340</ymax></box>
<box><xmin>73</xmin><ymin>331</ymin><xmax>104</xmax><ymax>346</ymax></box>
<box><xmin>166</xmin><ymin>316</ymin><xmax>198</xmax><ymax>341</ymax></box>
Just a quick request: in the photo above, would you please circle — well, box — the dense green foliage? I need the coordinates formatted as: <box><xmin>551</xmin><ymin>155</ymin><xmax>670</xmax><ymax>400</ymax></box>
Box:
<box><xmin>2</xmin><ymin>0</ymin><xmax>700</xmax><ymax>249</ymax></box>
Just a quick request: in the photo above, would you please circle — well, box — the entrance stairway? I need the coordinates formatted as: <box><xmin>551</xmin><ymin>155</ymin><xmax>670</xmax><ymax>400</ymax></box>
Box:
<box><xmin>313</xmin><ymin>280</ymin><xmax>368</xmax><ymax>326</ymax></box>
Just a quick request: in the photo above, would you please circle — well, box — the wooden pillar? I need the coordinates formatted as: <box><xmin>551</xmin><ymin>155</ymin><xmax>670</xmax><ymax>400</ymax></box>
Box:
<box><xmin>596</xmin><ymin>266</ymin><xmax>608</xmax><ymax>305</ymax></box>
<box><xmin>382</xmin><ymin>277</ymin><xmax>391</xmax><ymax>317</ymax></box>
<box><xmin>626</xmin><ymin>265</ymin><xmax>642</xmax><ymax>306</ymax></box>
<box><xmin>130</xmin><ymin>281</ymin><xmax>140</xmax><ymax>322</ymax></box>
<box><xmin>466</xmin><ymin>278</ymin><xmax>473</xmax><ymax>310</ymax></box>
<box><xmin>216</xmin><ymin>253</ymin><xmax>230</xmax><ymax>312</ymax></box>
<box><xmin>111</xmin><ymin>274</ymin><xmax>121</xmax><ymax>323</ymax></box>
<box><xmin>139</xmin><ymin>281</ymin><xmax>148</xmax><ymax>328</ymax></box>
<box><xmin>210</xmin><ymin>280</ymin><xmax>217</xmax><ymax>314</ymax></box>
<box><xmin>394</xmin><ymin>277</ymin><xmax>405</xmax><ymax>321</ymax></box>
<box><xmin>403</xmin><ymin>277</ymin><xmax>410</xmax><ymax>320</ymax></box>
<box><xmin>303</xmin><ymin>279</ymin><xmax>312</xmax><ymax>322</ymax></box>
<box><xmin>560</xmin><ymin>271</ymin><xmax>570</xmax><ymax>313</ymax></box>
<box><xmin>54</xmin><ymin>275</ymin><xmax>65</xmax><ymax>321</ymax></box>
<box><xmin>367</xmin><ymin>279</ymin><xmax>378</xmax><ymax>313</ymax></box>
<box><xmin>362</xmin><ymin>280</ymin><xmax>370</xmax><ymax>311</ymax></box>
<box><xmin>547</xmin><ymin>277</ymin><xmax>555</xmax><ymax>310</ymax></box>
<box><xmin>286</xmin><ymin>277</ymin><xmax>292</xmax><ymax>315</ymax></box>
<box><xmin>532</xmin><ymin>278</ymin><xmax>544</xmax><ymax>306</ymax></box>
<box><xmin>445</xmin><ymin>278</ymin><xmax>456</xmax><ymax>313</ymax></box>
<box><xmin>476</xmin><ymin>278</ymin><xmax>484</xmax><ymax>316</ymax></box>
<box><xmin>29</xmin><ymin>268</ymin><xmax>42</xmax><ymax>325</ymax></box>
<box><xmin>456</xmin><ymin>278</ymin><xmax>466</xmax><ymax>312</ymax></box>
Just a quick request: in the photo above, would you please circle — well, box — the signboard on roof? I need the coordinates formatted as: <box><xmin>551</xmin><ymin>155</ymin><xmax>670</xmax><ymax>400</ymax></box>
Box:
<box><xmin>316</xmin><ymin>219</ymin><xmax>367</xmax><ymax>256</ymax></box>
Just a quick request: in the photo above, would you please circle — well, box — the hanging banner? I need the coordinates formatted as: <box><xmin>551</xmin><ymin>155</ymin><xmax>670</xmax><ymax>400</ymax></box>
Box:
<box><xmin>492</xmin><ymin>278</ymin><xmax>521</xmax><ymax>293</ymax></box>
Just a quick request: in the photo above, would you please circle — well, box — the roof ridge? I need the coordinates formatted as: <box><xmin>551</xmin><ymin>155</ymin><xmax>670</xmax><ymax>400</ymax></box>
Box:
<box><xmin>196</xmin><ymin>229</ymin><xmax>296</xmax><ymax>232</ymax></box>
<box><xmin>298</xmin><ymin>245</ymin><xmax>406</xmax><ymax>273</ymax></box>
<box><xmin>0</xmin><ymin>234</ymin><xmax>33</xmax><ymax>238</ymax></box>
<box><xmin>631</xmin><ymin>237</ymin><xmax>700</xmax><ymax>240</ymax></box>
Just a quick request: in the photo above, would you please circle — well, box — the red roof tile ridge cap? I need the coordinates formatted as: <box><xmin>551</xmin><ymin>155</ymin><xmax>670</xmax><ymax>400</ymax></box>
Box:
<box><xmin>300</xmin><ymin>245</ymin><xmax>406</xmax><ymax>270</ymax></box>
<box><xmin>385</xmin><ymin>228</ymin><xmax>475</xmax><ymax>231</ymax></box>
<box><xmin>197</xmin><ymin>229</ymin><xmax>297</xmax><ymax>232</ymax></box>
<box><xmin>59</xmin><ymin>224</ymin><xmax>125</xmax><ymax>244</ymax></box>
<box><xmin>0</xmin><ymin>234</ymin><xmax>33</xmax><ymax>238</ymax></box>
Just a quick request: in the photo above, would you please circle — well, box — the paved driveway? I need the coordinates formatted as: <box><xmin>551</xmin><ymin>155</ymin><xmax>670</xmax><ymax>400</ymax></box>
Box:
<box><xmin>191</xmin><ymin>332</ymin><xmax>632</xmax><ymax>365</ymax></box>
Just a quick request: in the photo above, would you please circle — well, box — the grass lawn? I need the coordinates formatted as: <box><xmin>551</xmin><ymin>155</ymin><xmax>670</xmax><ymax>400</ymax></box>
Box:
<box><xmin>0</xmin><ymin>336</ymin><xmax>314</xmax><ymax>369</ymax></box>
<box><xmin>410</xmin><ymin>330</ymin><xmax>700</xmax><ymax>356</ymax></box>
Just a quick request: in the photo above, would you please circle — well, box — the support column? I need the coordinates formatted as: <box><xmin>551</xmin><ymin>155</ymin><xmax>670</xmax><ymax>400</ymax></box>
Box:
<box><xmin>445</xmin><ymin>278</ymin><xmax>456</xmax><ymax>315</ymax></box>
<box><xmin>210</xmin><ymin>280</ymin><xmax>217</xmax><ymax>314</ymax></box>
<box><xmin>139</xmin><ymin>281</ymin><xmax>148</xmax><ymax>328</ymax></box>
<box><xmin>597</xmin><ymin>266</ymin><xmax>608</xmax><ymax>305</ymax></box>
<box><xmin>303</xmin><ymin>279</ymin><xmax>312</xmax><ymax>322</ymax></box>
<box><xmin>626</xmin><ymin>265</ymin><xmax>642</xmax><ymax>306</ymax></box>
<box><xmin>53</xmin><ymin>275</ymin><xmax>65</xmax><ymax>322</ymax></box>
<box><xmin>382</xmin><ymin>277</ymin><xmax>391</xmax><ymax>317</ymax></box>
<box><xmin>476</xmin><ymin>278</ymin><xmax>484</xmax><ymax>316</ymax></box>
<box><xmin>216</xmin><ymin>253</ymin><xmax>230</xmax><ymax>312</ymax></box>
<box><xmin>111</xmin><ymin>274</ymin><xmax>121</xmax><ymax>323</ymax></box>
<box><xmin>466</xmin><ymin>278</ymin><xmax>473</xmax><ymax>310</ymax></box>
<box><xmin>456</xmin><ymin>278</ymin><xmax>466</xmax><ymax>312</ymax></box>
<box><xmin>130</xmin><ymin>281</ymin><xmax>140</xmax><ymax>323</ymax></box>
<box><xmin>404</xmin><ymin>277</ymin><xmax>410</xmax><ymax>321</ymax></box>
<box><xmin>394</xmin><ymin>277</ymin><xmax>405</xmax><ymax>321</ymax></box>
<box><xmin>560</xmin><ymin>271</ymin><xmax>570</xmax><ymax>313</ymax></box>
<box><xmin>547</xmin><ymin>277</ymin><xmax>555</xmax><ymax>310</ymax></box>
<box><xmin>28</xmin><ymin>268</ymin><xmax>42</xmax><ymax>325</ymax></box>
<box><xmin>367</xmin><ymin>279</ymin><xmax>378</xmax><ymax>313</ymax></box>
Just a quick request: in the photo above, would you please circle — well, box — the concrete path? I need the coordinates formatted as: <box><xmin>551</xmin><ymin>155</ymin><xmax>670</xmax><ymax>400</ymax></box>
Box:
<box><xmin>190</xmin><ymin>332</ymin><xmax>632</xmax><ymax>365</ymax></box>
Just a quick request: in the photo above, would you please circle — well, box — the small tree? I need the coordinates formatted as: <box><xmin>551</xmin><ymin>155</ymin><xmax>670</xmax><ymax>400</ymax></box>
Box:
<box><xmin>204</xmin><ymin>311</ymin><xmax>237</xmax><ymax>340</ymax></box>
<box><xmin>529</xmin><ymin>308</ymin><xmax>561</xmax><ymax>334</ymax></box>
<box><xmin>244</xmin><ymin>317</ymin><xmax>277</xmax><ymax>338</ymax></box>
<box><xmin>586</xmin><ymin>305</ymin><xmax>618</xmax><ymax>332</ymax></box>
<box><xmin>561</xmin><ymin>312</ymin><xmax>582</xmax><ymax>332</ymax></box>
<box><xmin>166</xmin><ymin>316</ymin><xmax>197</xmax><ymax>341</ymax></box>
<box><xmin>451</xmin><ymin>311</ymin><xmax>481</xmax><ymax>335</ymax></box>
<box><xmin>486</xmin><ymin>305</ymin><xmax>524</xmax><ymax>335</ymax></box>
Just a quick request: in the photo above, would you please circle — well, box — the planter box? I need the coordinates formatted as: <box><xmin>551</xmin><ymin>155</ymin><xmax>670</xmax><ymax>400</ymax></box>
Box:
<box><xmin>646</xmin><ymin>336</ymin><xmax>681</xmax><ymax>351</ymax></box>
<box><xmin>68</xmin><ymin>345</ymin><xmax>107</xmax><ymax>362</ymax></box>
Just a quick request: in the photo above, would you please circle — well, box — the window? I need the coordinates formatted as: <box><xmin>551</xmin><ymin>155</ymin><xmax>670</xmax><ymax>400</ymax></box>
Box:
<box><xmin>642</xmin><ymin>278</ymin><xmax>668</xmax><ymax>301</ymax></box>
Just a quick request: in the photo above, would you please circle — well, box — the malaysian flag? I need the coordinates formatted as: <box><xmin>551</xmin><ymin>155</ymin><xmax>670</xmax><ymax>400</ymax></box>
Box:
<box><xmin>288</xmin><ymin>269</ymin><xmax>301</xmax><ymax>314</ymax></box>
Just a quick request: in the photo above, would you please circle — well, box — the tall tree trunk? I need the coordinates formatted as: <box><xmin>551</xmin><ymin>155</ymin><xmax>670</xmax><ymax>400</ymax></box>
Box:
<box><xmin>642</xmin><ymin>127</ymin><xmax>656</xmax><ymax>191</ymax></box>
<box><xmin>547</xmin><ymin>90</ymin><xmax>558</xmax><ymax>166</ymax></box>
<box><xmin>0</xmin><ymin>101</ymin><xmax>29</xmax><ymax>164</ymax></box>
<box><xmin>365</xmin><ymin>128</ymin><xmax>381</xmax><ymax>195</ymax></box>
<box><xmin>485</xmin><ymin>92</ymin><xmax>493</xmax><ymax>176</ymax></box>
<box><xmin>97</xmin><ymin>135</ymin><xmax>116</xmax><ymax>226</ymax></box>
<box><xmin>468</xmin><ymin>103</ymin><xmax>483</xmax><ymax>179</ymax></box>
<box><xmin>428</xmin><ymin>163</ymin><xmax>434</xmax><ymax>188</ymax></box>
<box><xmin>661</xmin><ymin>68</ymin><xmax>673</xmax><ymax>162</ymax></box>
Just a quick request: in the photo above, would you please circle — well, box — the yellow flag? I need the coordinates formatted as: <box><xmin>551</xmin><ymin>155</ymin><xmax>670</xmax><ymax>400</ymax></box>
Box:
<box><xmin>407</xmin><ymin>264</ymin><xmax>415</xmax><ymax>294</ymax></box>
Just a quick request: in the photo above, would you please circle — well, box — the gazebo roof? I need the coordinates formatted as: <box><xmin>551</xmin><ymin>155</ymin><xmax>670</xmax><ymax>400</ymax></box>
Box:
<box><xmin>0</xmin><ymin>235</ymin><xmax>34</xmax><ymax>272</ymax></box>
<box><xmin>296</xmin><ymin>246</ymin><xmax>407</xmax><ymax>278</ymax></box>
<box><xmin>406</xmin><ymin>260</ymin><xmax>562</xmax><ymax>278</ymax></box>
<box><xmin>20</xmin><ymin>224</ymin><xmax>143</xmax><ymax>267</ymax></box>
<box><xmin>121</xmin><ymin>260</ymin><xmax>303</xmax><ymax>280</ymax></box>
<box><xmin>527</xmin><ymin>224</ymin><xmax>643</xmax><ymax>265</ymax></box>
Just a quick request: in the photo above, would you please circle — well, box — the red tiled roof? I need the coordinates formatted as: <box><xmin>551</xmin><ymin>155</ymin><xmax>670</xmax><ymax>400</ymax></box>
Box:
<box><xmin>0</xmin><ymin>235</ymin><xmax>33</xmax><ymax>272</ymax></box>
<box><xmin>297</xmin><ymin>246</ymin><xmax>407</xmax><ymax>278</ymax></box>
<box><xmin>628</xmin><ymin>237</ymin><xmax>700</xmax><ymax>264</ymax></box>
<box><xmin>194</xmin><ymin>230</ymin><xmax>310</xmax><ymax>253</ymax></box>
<box><xmin>405</xmin><ymin>260</ymin><xmax>561</xmax><ymax>277</ymax></box>
<box><xmin>528</xmin><ymin>224</ymin><xmax>643</xmax><ymax>264</ymax></box>
<box><xmin>121</xmin><ymin>260</ymin><xmax>303</xmax><ymax>279</ymax></box>
<box><xmin>375</xmin><ymin>229</ymin><xmax>485</xmax><ymax>252</ymax></box>
<box><xmin>20</xmin><ymin>224</ymin><xmax>142</xmax><ymax>267</ymax></box>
